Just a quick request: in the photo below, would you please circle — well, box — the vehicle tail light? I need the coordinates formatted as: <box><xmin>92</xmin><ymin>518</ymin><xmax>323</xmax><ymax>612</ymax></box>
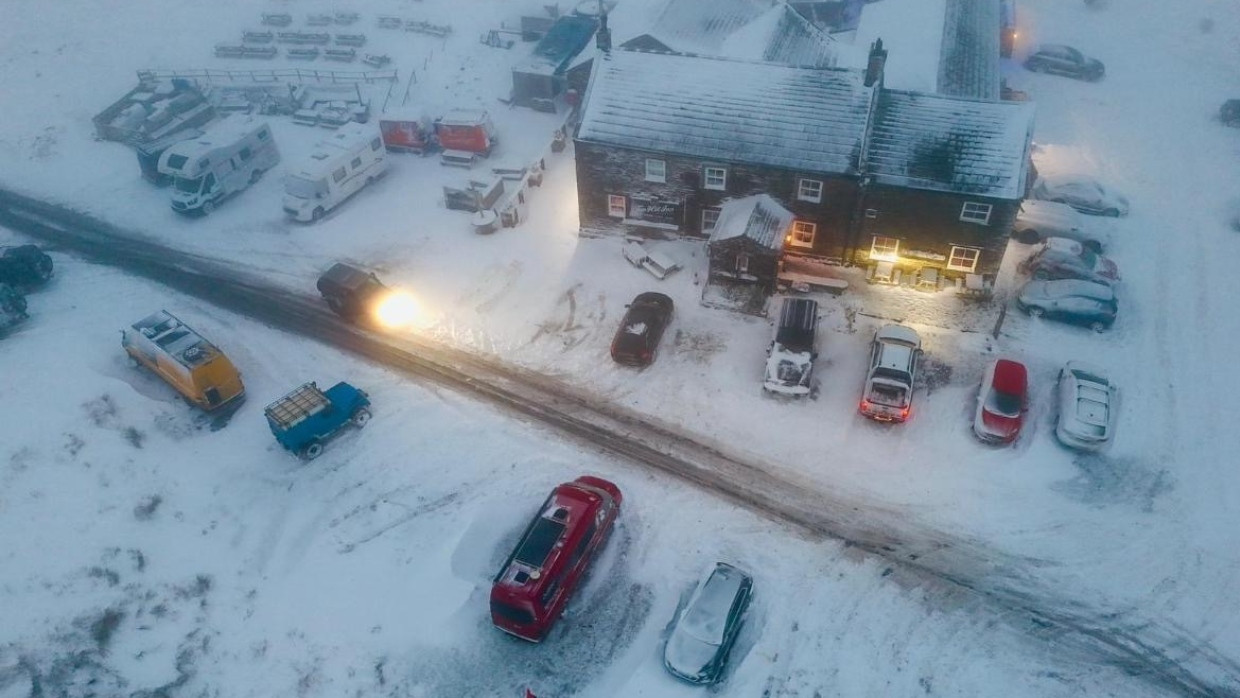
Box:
<box><xmin>860</xmin><ymin>399</ymin><xmax>870</xmax><ymax>412</ymax></box>
<box><xmin>642</xmin><ymin>350</ymin><xmax>651</xmax><ymax>362</ymax></box>
<box><xmin>901</xmin><ymin>407</ymin><xmax>910</xmax><ymax>420</ymax></box>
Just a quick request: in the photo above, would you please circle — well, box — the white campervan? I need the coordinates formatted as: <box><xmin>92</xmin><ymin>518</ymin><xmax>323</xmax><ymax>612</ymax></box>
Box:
<box><xmin>158</xmin><ymin>115</ymin><xmax>280</xmax><ymax>216</ymax></box>
<box><xmin>282</xmin><ymin>123</ymin><xmax>388</xmax><ymax>222</ymax></box>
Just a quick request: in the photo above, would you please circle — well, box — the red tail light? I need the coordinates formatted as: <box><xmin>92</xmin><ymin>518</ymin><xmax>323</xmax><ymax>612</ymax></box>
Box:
<box><xmin>900</xmin><ymin>407</ymin><xmax>910</xmax><ymax>419</ymax></box>
<box><xmin>860</xmin><ymin>399</ymin><xmax>870</xmax><ymax>412</ymax></box>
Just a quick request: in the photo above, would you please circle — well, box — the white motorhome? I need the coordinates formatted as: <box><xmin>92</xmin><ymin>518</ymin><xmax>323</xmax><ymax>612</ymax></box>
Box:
<box><xmin>158</xmin><ymin>115</ymin><xmax>280</xmax><ymax>215</ymax></box>
<box><xmin>282</xmin><ymin>123</ymin><xmax>388</xmax><ymax>222</ymax></box>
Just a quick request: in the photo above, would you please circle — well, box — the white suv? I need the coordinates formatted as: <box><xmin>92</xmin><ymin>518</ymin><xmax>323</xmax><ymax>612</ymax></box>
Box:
<box><xmin>859</xmin><ymin>325</ymin><xmax>922</xmax><ymax>423</ymax></box>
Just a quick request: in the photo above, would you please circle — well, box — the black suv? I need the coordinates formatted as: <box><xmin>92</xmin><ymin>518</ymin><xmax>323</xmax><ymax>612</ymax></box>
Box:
<box><xmin>0</xmin><ymin>245</ymin><xmax>54</xmax><ymax>288</ymax></box>
<box><xmin>316</xmin><ymin>263</ymin><xmax>389</xmax><ymax>322</ymax></box>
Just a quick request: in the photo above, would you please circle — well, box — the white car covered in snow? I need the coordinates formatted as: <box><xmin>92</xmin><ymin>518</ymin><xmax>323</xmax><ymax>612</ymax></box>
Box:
<box><xmin>859</xmin><ymin>324</ymin><xmax>922</xmax><ymax>422</ymax></box>
<box><xmin>763</xmin><ymin>298</ymin><xmax>819</xmax><ymax>397</ymax></box>
<box><xmin>1055</xmin><ymin>361</ymin><xmax>1118</xmax><ymax>452</ymax></box>
<box><xmin>1013</xmin><ymin>199</ymin><xmax>1109</xmax><ymax>252</ymax></box>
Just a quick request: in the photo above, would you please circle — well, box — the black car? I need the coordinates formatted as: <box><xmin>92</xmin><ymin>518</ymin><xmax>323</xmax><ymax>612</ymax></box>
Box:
<box><xmin>610</xmin><ymin>292</ymin><xmax>673</xmax><ymax>366</ymax></box>
<box><xmin>1024</xmin><ymin>44</ymin><xmax>1104</xmax><ymax>81</ymax></box>
<box><xmin>663</xmin><ymin>562</ymin><xmax>753</xmax><ymax>685</ymax></box>
<box><xmin>316</xmin><ymin>262</ymin><xmax>389</xmax><ymax>322</ymax></box>
<box><xmin>1221</xmin><ymin>99</ymin><xmax>1240</xmax><ymax>127</ymax></box>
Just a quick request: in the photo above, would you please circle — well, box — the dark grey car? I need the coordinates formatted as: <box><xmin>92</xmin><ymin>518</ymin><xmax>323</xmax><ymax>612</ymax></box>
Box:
<box><xmin>1016</xmin><ymin>279</ymin><xmax>1117</xmax><ymax>332</ymax></box>
<box><xmin>1024</xmin><ymin>44</ymin><xmax>1105</xmax><ymax>81</ymax></box>
<box><xmin>664</xmin><ymin>562</ymin><xmax>753</xmax><ymax>685</ymax></box>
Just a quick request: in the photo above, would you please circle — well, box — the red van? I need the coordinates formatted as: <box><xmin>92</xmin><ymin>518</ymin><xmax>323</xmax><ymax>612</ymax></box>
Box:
<box><xmin>490</xmin><ymin>476</ymin><xmax>623</xmax><ymax>642</ymax></box>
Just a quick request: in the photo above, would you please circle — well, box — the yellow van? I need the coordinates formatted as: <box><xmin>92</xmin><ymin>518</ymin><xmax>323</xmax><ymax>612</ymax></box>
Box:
<box><xmin>121</xmin><ymin>310</ymin><xmax>245</xmax><ymax>411</ymax></box>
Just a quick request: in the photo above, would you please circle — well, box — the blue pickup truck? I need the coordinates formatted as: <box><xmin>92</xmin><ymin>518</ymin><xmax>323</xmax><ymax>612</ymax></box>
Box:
<box><xmin>264</xmin><ymin>381</ymin><xmax>371</xmax><ymax>459</ymax></box>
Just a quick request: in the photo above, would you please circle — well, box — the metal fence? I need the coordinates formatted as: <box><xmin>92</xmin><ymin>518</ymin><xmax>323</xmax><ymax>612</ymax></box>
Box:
<box><xmin>136</xmin><ymin>67</ymin><xmax>399</xmax><ymax>85</ymax></box>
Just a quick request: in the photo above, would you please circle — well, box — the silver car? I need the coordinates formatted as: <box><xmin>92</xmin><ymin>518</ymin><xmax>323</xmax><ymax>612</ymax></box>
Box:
<box><xmin>664</xmin><ymin>562</ymin><xmax>753</xmax><ymax>685</ymax></box>
<box><xmin>1056</xmin><ymin>361</ymin><xmax>1118</xmax><ymax>451</ymax></box>
<box><xmin>1033</xmin><ymin>175</ymin><xmax>1129</xmax><ymax>217</ymax></box>
<box><xmin>1013</xmin><ymin>199</ymin><xmax>1108</xmax><ymax>251</ymax></box>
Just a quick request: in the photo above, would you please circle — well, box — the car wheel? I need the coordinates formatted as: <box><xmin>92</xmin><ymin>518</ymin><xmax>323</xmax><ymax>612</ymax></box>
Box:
<box><xmin>1090</xmin><ymin>321</ymin><xmax>1107</xmax><ymax>333</ymax></box>
<box><xmin>1027</xmin><ymin>306</ymin><xmax>1045</xmax><ymax>318</ymax></box>
<box><xmin>312</xmin><ymin>207</ymin><xmax>325</xmax><ymax>222</ymax></box>
<box><xmin>1024</xmin><ymin>59</ymin><xmax>1043</xmax><ymax>73</ymax></box>
<box><xmin>202</xmin><ymin>200</ymin><xmax>215</xmax><ymax>215</ymax></box>
<box><xmin>1016</xmin><ymin>228</ymin><xmax>1041</xmax><ymax>245</ymax></box>
<box><xmin>1102</xmin><ymin>207</ymin><xmax>1120</xmax><ymax>217</ymax></box>
<box><xmin>301</xmin><ymin>441</ymin><xmax>324</xmax><ymax>460</ymax></box>
<box><xmin>351</xmin><ymin>407</ymin><xmax>372</xmax><ymax>427</ymax></box>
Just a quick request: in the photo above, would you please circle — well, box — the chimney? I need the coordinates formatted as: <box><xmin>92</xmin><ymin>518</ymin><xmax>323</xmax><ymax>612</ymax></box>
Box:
<box><xmin>864</xmin><ymin>38</ymin><xmax>887</xmax><ymax>87</ymax></box>
<box><xmin>596</xmin><ymin>8</ymin><xmax>612</xmax><ymax>53</ymax></box>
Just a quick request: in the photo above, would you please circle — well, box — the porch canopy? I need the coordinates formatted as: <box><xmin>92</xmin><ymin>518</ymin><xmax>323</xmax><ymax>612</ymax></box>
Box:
<box><xmin>708</xmin><ymin>194</ymin><xmax>793</xmax><ymax>250</ymax></box>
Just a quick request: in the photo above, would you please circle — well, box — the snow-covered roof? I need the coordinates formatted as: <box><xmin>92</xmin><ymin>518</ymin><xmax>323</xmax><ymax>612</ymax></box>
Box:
<box><xmin>573</xmin><ymin>0</ymin><xmax>836</xmax><ymax>70</ymax></box>
<box><xmin>937</xmin><ymin>0</ymin><xmax>1001</xmax><ymax>100</ymax></box>
<box><xmin>708</xmin><ymin>194</ymin><xmax>792</xmax><ymax>250</ymax></box>
<box><xmin>515</xmin><ymin>14</ymin><xmax>599</xmax><ymax>76</ymax></box>
<box><xmin>865</xmin><ymin>89</ymin><xmax>1035</xmax><ymax>199</ymax></box>
<box><xmin>577</xmin><ymin>50</ymin><xmax>872</xmax><ymax>175</ymax></box>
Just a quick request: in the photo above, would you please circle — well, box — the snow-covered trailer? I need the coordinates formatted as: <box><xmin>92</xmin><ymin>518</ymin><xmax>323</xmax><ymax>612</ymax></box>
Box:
<box><xmin>282</xmin><ymin>122</ymin><xmax>387</xmax><ymax>222</ymax></box>
<box><xmin>434</xmin><ymin>109</ymin><xmax>497</xmax><ymax>156</ymax></box>
<box><xmin>378</xmin><ymin>108</ymin><xmax>435</xmax><ymax>154</ymax></box>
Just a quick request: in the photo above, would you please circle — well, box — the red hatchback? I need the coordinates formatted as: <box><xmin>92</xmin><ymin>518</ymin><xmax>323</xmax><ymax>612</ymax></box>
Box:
<box><xmin>973</xmin><ymin>359</ymin><xmax>1028</xmax><ymax>443</ymax></box>
<box><xmin>490</xmin><ymin>476</ymin><xmax>622</xmax><ymax>642</ymax></box>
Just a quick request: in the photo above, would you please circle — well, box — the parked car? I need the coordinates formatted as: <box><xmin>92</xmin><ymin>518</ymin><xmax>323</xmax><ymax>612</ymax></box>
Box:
<box><xmin>0</xmin><ymin>282</ymin><xmax>28</xmax><ymax>330</ymax></box>
<box><xmin>1013</xmin><ymin>200</ymin><xmax>1107</xmax><ymax>252</ymax></box>
<box><xmin>1019</xmin><ymin>237</ymin><xmax>1119</xmax><ymax>286</ymax></box>
<box><xmin>664</xmin><ymin>562</ymin><xmax>753</xmax><ymax>685</ymax></box>
<box><xmin>610</xmin><ymin>292</ymin><xmax>674</xmax><ymax>367</ymax></box>
<box><xmin>859</xmin><ymin>324</ymin><xmax>922</xmax><ymax>423</ymax></box>
<box><xmin>763</xmin><ymin>298</ymin><xmax>818</xmax><ymax>397</ymax></box>
<box><xmin>1016</xmin><ymin>279</ymin><xmax>1117</xmax><ymax>332</ymax></box>
<box><xmin>973</xmin><ymin>359</ymin><xmax>1028</xmax><ymax>444</ymax></box>
<box><xmin>1032</xmin><ymin>175</ymin><xmax>1129</xmax><ymax>217</ymax></box>
<box><xmin>1023</xmin><ymin>44</ymin><xmax>1105</xmax><ymax>81</ymax></box>
<box><xmin>1055</xmin><ymin>361</ymin><xmax>1118</xmax><ymax>451</ymax></box>
<box><xmin>0</xmin><ymin>245</ymin><xmax>54</xmax><ymax>288</ymax></box>
<box><xmin>1221</xmin><ymin>99</ymin><xmax>1240</xmax><ymax>127</ymax></box>
<box><xmin>264</xmin><ymin>381</ymin><xmax>371</xmax><ymax>459</ymax></box>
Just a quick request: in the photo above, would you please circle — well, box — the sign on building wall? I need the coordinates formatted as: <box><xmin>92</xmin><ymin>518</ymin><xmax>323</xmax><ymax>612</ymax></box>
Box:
<box><xmin>628</xmin><ymin>197</ymin><xmax>682</xmax><ymax>227</ymax></box>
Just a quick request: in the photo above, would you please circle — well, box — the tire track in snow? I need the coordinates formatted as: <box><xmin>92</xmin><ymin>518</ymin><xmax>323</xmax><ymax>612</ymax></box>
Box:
<box><xmin>2</xmin><ymin>188</ymin><xmax>1239</xmax><ymax>698</ymax></box>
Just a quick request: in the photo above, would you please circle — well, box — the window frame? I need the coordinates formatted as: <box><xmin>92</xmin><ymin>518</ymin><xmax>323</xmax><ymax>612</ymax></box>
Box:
<box><xmin>797</xmin><ymin>178</ymin><xmax>823</xmax><ymax>203</ymax></box>
<box><xmin>736</xmin><ymin>252</ymin><xmax>750</xmax><ymax>274</ymax></box>
<box><xmin>870</xmin><ymin>235</ymin><xmax>900</xmax><ymax>261</ymax></box>
<box><xmin>789</xmin><ymin>221</ymin><xmax>816</xmax><ymax>249</ymax></box>
<box><xmin>959</xmin><ymin>201</ymin><xmax>993</xmax><ymax>225</ymax></box>
<box><xmin>701</xmin><ymin>207</ymin><xmax>721</xmax><ymax>232</ymax></box>
<box><xmin>607</xmin><ymin>194</ymin><xmax>627</xmax><ymax>218</ymax></box>
<box><xmin>644</xmin><ymin>158</ymin><xmax>667</xmax><ymax>184</ymax></box>
<box><xmin>703</xmin><ymin>166</ymin><xmax>727</xmax><ymax>191</ymax></box>
<box><xmin>947</xmin><ymin>245</ymin><xmax>981</xmax><ymax>273</ymax></box>
<box><xmin>333</xmin><ymin>167</ymin><xmax>347</xmax><ymax>183</ymax></box>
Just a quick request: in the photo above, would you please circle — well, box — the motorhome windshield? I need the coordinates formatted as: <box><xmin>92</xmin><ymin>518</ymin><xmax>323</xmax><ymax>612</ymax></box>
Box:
<box><xmin>174</xmin><ymin>176</ymin><xmax>203</xmax><ymax>193</ymax></box>
<box><xmin>286</xmin><ymin>175</ymin><xmax>327</xmax><ymax>200</ymax></box>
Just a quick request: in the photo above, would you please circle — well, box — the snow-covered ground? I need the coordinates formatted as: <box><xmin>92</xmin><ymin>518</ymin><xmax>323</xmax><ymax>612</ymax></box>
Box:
<box><xmin>3</xmin><ymin>0</ymin><xmax>1240</xmax><ymax>695</ymax></box>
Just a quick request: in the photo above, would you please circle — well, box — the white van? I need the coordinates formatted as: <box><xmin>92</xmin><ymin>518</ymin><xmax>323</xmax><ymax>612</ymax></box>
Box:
<box><xmin>282</xmin><ymin>123</ymin><xmax>388</xmax><ymax>222</ymax></box>
<box><xmin>158</xmin><ymin>115</ymin><xmax>280</xmax><ymax>215</ymax></box>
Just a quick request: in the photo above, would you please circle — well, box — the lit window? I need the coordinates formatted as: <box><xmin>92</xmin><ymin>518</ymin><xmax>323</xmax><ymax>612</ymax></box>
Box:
<box><xmin>790</xmin><ymin>221</ymin><xmax>816</xmax><ymax>248</ymax></box>
<box><xmin>701</xmin><ymin>207</ymin><xmax>721</xmax><ymax>231</ymax></box>
<box><xmin>947</xmin><ymin>246</ymin><xmax>981</xmax><ymax>272</ymax></box>
<box><xmin>797</xmin><ymin>178</ymin><xmax>823</xmax><ymax>203</ymax></box>
<box><xmin>870</xmin><ymin>236</ymin><xmax>900</xmax><ymax>261</ymax></box>
<box><xmin>645</xmin><ymin>158</ymin><xmax>666</xmax><ymax>183</ymax></box>
<box><xmin>607</xmin><ymin>194</ymin><xmax>627</xmax><ymax>218</ymax></box>
<box><xmin>960</xmin><ymin>202</ymin><xmax>993</xmax><ymax>224</ymax></box>
<box><xmin>704</xmin><ymin>166</ymin><xmax>727</xmax><ymax>191</ymax></box>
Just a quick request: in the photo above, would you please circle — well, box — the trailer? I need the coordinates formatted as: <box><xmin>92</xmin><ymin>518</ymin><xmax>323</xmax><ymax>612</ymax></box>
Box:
<box><xmin>158</xmin><ymin>115</ymin><xmax>280</xmax><ymax>215</ymax></box>
<box><xmin>378</xmin><ymin>108</ymin><xmax>434</xmax><ymax>153</ymax></box>
<box><xmin>435</xmin><ymin>109</ymin><xmax>496</xmax><ymax>156</ymax></box>
<box><xmin>283</xmin><ymin>122</ymin><xmax>387</xmax><ymax>222</ymax></box>
<box><xmin>265</xmin><ymin>381</ymin><xmax>371</xmax><ymax>459</ymax></box>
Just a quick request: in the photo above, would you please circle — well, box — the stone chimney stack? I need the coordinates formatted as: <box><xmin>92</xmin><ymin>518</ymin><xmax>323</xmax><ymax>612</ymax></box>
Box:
<box><xmin>864</xmin><ymin>38</ymin><xmax>887</xmax><ymax>87</ymax></box>
<box><xmin>596</xmin><ymin>8</ymin><xmax>612</xmax><ymax>53</ymax></box>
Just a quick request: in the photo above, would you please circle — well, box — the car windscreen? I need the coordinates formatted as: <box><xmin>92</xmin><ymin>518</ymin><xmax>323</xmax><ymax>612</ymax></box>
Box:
<box><xmin>985</xmin><ymin>388</ymin><xmax>1022</xmax><ymax>418</ymax></box>
<box><xmin>174</xmin><ymin>176</ymin><xmax>203</xmax><ymax>193</ymax></box>
<box><xmin>682</xmin><ymin>569</ymin><xmax>742</xmax><ymax>645</ymax></box>
<box><xmin>286</xmin><ymin>175</ymin><xmax>326</xmax><ymax>199</ymax></box>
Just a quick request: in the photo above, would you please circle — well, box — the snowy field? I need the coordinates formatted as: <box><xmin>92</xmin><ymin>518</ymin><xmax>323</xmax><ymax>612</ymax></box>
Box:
<box><xmin>3</xmin><ymin>0</ymin><xmax>1240</xmax><ymax>695</ymax></box>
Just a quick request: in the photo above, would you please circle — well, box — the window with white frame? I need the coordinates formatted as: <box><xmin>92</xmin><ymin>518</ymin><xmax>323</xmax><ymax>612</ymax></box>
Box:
<box><xmin>947</xmin><ymin>246</ymin><xmax>981</xmax><ymax>272</ymax></box>
<box><xmin>703</xmin><ymin>166</ymin><xmax>727</xmax><ymax>191</ymax></box>
<box><xmin>959</xmin><ymin>201</ymin><xmax>993</xmax><ymax>224</ymax></box>
<box><xmin>870</xmin><ymin>236</ymin><xmax>900</xmax><ymax>261</ymax></box>
<box><xmin>790</xmin><ymin>221</ymin><xmax>816</xmax><ymax>248</ymax></box>
<box><xmin>645</xmin><ymin>158</ymin><xmax>666</xmax><ymax>183</ymax></box>
<box><xmin>701</xmin><ymin>207</ymin><xmax>721</xmax><ymax>232</ymax></box>
<box><xmin>797</xmin><ymin>178</ymin><xmax>823</xmax><ymax>203</ymax></box>
<box><xmin>607</xmin><ymin>194</ymin><xmax>627</xmax><ymax>218</ymax></box>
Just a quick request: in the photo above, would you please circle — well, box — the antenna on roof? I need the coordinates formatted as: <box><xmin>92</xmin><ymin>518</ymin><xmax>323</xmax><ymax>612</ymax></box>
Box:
<box><xmin>596</xmin><ymin>0</ymin><xmax>612</xmax><ymax>54</ymax></box>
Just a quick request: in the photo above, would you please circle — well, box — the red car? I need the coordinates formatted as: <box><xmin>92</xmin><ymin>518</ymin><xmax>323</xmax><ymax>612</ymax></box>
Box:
<box><xmin>972</xmin><ymin>359</ymin><xmax>1028</xmax><ymax>443</ymax></box>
